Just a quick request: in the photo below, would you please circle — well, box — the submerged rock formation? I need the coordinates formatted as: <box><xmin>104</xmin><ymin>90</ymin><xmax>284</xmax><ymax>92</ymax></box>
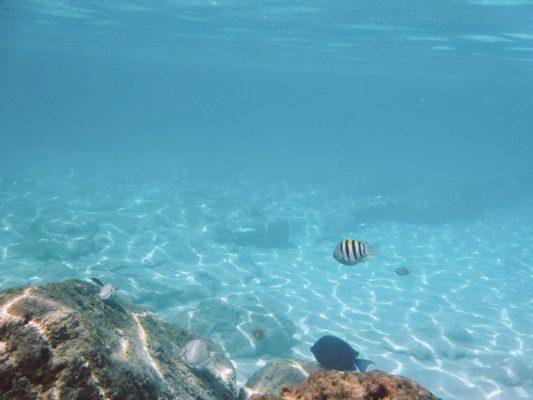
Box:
<box><xmin>0</xmin><ymin>279</ymin><xmax>237</xmax><ymax>400</ymax></box>
<box><xmin>214</xmin><ymin>219</ymin><xmax>291</xmax><ymax>249</ymax></box>
<box><xmin>248</xmin><ymin>369</ymin><xmax>440</xmax><ymax>400</ymax></box>
<box><xmin>245</xmin><ymin>359</ymin><xmax>320</xmax><ymax>397</ymax></box>
<box><xmin>176</xmin><ymin>298</ymin><xmax>298</xmax><ymax>358</ymax></box>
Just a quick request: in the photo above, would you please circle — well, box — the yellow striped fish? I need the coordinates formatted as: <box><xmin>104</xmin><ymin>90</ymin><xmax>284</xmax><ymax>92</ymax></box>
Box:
<box><xmin>252</xmin><ymin>328</ymin><xmax>265</xmax><ymax>341</ymax></box>
<box><xmin>333</xmin><ymin>239</ymin><xmax>368</xmax><ymax>266</ymax></box>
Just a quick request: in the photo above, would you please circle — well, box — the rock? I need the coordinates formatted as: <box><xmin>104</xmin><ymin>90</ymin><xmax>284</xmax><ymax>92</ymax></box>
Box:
<box><xmin>214</xmin><ymin>219</ymin><xmax>291</xmax><ymax>249</ymax></box>
<box><xmin>248</xmin><ymin>369</ymin><xmax>440</xmax><ymax>400</ymax></box>
<box><xmin>245</xmin><ymin>359</ymin><xmax>320</xmax><ymax>396</ymax></box>
<box><xmin>123</xmin><ymin>270</ymin><xmax>223</xmax><ymax>313</ymax></box>
<box><xmin>0</xmin><ymin>279</ymin><xmax>238</xmax><ymax>400</ymax></box>
<box><xmin>234</xmin><ymin>253</ymin><xmax>265</xmax><ymax>283</ymax></box>
<box><xmin>14</xmin><ymin>215</ymin><xmax>105</xmax><ymax>262</ymax></box>
<box><xmin>488</xmin><ymin>357</ymin><xmax>533</xmax><ymax>388</ymax></box>
<box><xmin>175</xmin><ymin>299</ymin><xmax>297</xmax><ymax>358</ymax></box>
<box><xmin>443</xmin><ymin>326</ymin><xmax>474</xmax><ymax>345</ymax></box>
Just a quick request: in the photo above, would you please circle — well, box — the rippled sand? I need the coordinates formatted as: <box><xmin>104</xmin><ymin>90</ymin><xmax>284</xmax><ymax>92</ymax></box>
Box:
<box><xmin>1</xmin><ymin>155</ymin><xmax>531</xmax><ymax>399</ymax></box>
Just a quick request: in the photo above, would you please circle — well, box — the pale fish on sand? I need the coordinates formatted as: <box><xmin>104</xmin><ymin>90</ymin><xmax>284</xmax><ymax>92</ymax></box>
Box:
<box><xmin>180</xmin><ymin>339</ymin><xmax>216</xmax><ymax>370</ymax></box>
<box><xmin>98</xmin><ymin>283</ymin><xmax>117</xmax><ymax>300</ymax></box>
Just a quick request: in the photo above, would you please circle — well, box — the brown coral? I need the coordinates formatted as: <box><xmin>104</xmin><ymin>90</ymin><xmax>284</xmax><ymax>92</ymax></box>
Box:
<box><xmin>249</xmin><ymin>369</ymin><xmax>440</xmax><ymax>400</ymax></box>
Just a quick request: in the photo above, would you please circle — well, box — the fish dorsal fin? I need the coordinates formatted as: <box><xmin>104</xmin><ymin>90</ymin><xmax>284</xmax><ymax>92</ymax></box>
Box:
<box><xmin>90</xmin><ymin>278</ymin><xmax>104</xmax><ymax>287</ymax></box>
<box><xmin>355</xmin><ymin>359</ymin><xmax>375</xmax><ymax>372</ymax></box>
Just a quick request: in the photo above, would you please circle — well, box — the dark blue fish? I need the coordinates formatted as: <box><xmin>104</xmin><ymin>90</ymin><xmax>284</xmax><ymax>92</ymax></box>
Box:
<box><xmin>310</xmin><ymin>335</ymin><xmax>374</xmax><ymax>372</ymax></box>
<box><xmin>237</xmin><ymin>388</ymin><xmax>248</xmax><ymax>400</ymax></box>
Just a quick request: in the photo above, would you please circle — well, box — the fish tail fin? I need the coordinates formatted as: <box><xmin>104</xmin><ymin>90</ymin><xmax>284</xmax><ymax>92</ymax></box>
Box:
<box><xmin>355</xmin><ymin>359</ymin><xmax>375</xmax><ymax>372</ymax></box>
<box><xmin>365</xmin><ymin>242</ymin><xmax>379</xmax><ymax>257</ymax></box>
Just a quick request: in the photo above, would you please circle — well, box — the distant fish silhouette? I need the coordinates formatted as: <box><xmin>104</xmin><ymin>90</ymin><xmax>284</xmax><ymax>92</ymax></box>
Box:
<box><xmin>395</xmin><ymin>266</ymin><xmax>410</xmax><ymax>276</ymax></box>
<box><xmin>311</xmin><ymin>335</ymin><xmax>374</xmax><ymax>372</ymax></box>
<box><xmin>90</xmin><ymin>278</ymin><xmax>104</xmax><ymax>287</ymax></box>
<box><xmin>180</xmin><ymin>339</ymin><xmax>215</xmax><ymax>370</ymax></box>
<box><xmin>333</xmin><ymin>240</ymin><xmax>369</xmax><ymax>266</ymax></box>
<box><xmin>252</xmin><ymin>328</ymin><xmax>265</xmax><ymax>341</ymax></box>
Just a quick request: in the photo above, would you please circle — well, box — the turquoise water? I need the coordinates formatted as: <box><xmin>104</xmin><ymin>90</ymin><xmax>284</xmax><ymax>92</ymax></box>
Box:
<box><xmin>1</xmin><ymin>1</ymin><xmax>533</xmax><ymax>399</ymax></box>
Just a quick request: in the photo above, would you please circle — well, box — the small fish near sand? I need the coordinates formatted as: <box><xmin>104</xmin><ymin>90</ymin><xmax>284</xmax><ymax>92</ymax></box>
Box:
<box><xmin>252</xmin><ymin>328</ymin><xmax>265</xmax><ymax>341</ymax></box>
<box><xmin>180</xmin><ymin>339</ymin><xmax>216</xmax><ymax>370</ymax></box>
<box><xmin>395</xmin><ymin>266</ymin><xmax>410</xmax><ymax>276</ymax></box>
<box><xmin>333</xmin><ymin>239</ymin><xmax>369</xmax><ymax>266</ymax></box>
<box><xmin>98</xmin><ymin>283</ymin><xmax>118</xmax><ymax>300</ymax></box>
<box><xmin>311</xmin><ymin>335</ymin><xmax>374</xmax><ymax>372</ymax></box>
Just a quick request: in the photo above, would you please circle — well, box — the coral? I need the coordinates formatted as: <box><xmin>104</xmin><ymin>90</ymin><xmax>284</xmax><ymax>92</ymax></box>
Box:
<box><xmin>248</xmin><ymin>369</ymin><xmax>440</xmax><ymax>400</ymax></box>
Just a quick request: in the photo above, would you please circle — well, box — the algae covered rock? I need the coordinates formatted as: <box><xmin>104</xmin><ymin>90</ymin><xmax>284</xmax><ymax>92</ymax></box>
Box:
<box><xmin>176</xmin><ymin>298</ymin><xmax>297</xmax><ymax>358</ymax></box>
<box><xmin>0</xmin><ymin>279</ymin><xmax>237</xmax><ymax>400</ymax></box>
<box><xmin>245</xmin><ymin>358</ymin><xmax>320</xmax><ymax>396</ymax></box>
<box><xmin>248</xmin><ymin>369</ymin><xmax>440</xmax><ymax>400</ymax></box>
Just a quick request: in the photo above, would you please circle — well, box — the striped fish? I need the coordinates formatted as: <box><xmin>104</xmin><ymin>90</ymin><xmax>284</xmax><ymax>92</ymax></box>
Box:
<box><xmin>252</xmin><ymin>328</ymin><xmax>265</xmax><ymax>341</ymax></box>
<box><xmin>333</xmin><ymin>240</ymin><xmax>368</xmax><ymax>266</ymax></box>
<box><xmin>395</xmin><ymin>266</ymin><xmax>410</xmax><ymax>276</ymax></box>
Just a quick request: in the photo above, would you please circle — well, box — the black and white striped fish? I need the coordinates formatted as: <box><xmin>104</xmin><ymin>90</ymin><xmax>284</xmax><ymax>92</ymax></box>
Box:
<box><xmin>333</xmin><ymin>239</ymin><xmax>369</xmax><ymax>265</ymax></box>
<box><xmin>252</xmin><ymin>328</ymin><xmax>265</xmax><ymax>341</ymax></box>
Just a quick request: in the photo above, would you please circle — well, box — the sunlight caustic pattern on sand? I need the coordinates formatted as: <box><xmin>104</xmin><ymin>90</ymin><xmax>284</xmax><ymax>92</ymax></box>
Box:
<box><xmin>0</xmin><ymin>161</ymin><xmax>531</xmax><ymax>399</ymax></box>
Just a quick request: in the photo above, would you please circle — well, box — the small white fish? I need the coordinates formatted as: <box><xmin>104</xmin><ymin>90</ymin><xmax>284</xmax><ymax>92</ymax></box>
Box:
<box><xmin>98</xmin><ymin>283</ymin><xmax>117</xmax><ymax>300</ymax></box>
<box><xmin>180</xmin><ymin>339</ymin><xmax>215</xmax><ymax>370</ymax></box>
<box><xmin>333</xmin><ymin>239</ymin><xmax>369</xmax><ymax>266</ymax></box>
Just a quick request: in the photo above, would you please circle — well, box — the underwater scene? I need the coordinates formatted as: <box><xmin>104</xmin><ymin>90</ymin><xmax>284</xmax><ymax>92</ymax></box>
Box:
<box><xmin>1</xmin><ymin>1</ymin><xmax>533</xmax><ymax>399</ymax></box>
